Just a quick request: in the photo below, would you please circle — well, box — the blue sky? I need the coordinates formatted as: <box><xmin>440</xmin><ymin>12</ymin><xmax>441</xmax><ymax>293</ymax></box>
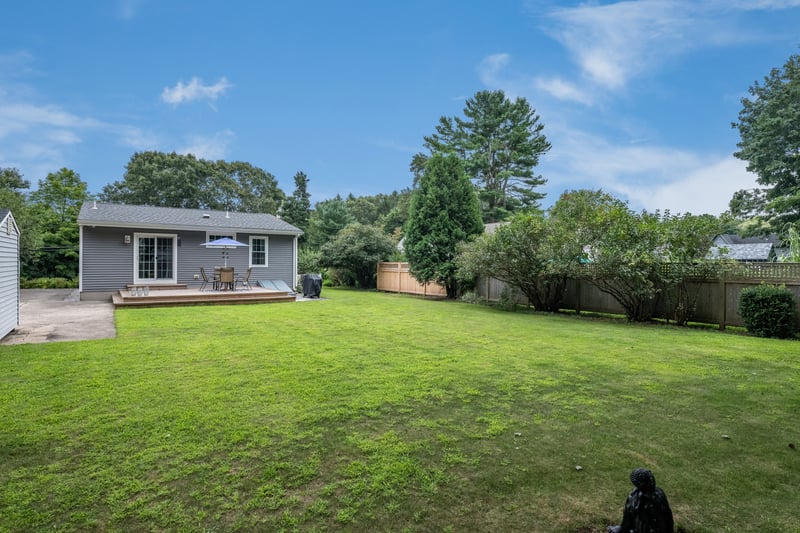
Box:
<box><xmin>1</xmin><ymin>1</ymin><xmax>799</xmax><ymax>216</ymax></box>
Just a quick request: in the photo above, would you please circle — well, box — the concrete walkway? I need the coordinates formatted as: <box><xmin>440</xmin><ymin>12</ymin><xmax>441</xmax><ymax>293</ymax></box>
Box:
<box><xmin>1</xmin><ymin>289</ymin><xmax>115</xmax><ymax>345</ymax></box>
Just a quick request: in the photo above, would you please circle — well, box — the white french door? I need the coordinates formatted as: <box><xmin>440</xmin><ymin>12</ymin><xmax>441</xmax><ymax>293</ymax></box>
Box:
<box><xmin>134</xmin><ymin>233</ymin><xmax>177</xmax><ymax>284</ymax></box>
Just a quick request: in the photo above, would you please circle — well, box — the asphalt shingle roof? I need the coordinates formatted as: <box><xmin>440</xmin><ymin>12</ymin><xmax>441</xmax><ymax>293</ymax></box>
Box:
<box><xmin>77</xmin><ymin>202</ymin><xmax>302</xmax><ymax>235</ymax></box>
<box><xmin>708</xmin><ymin>242</ymin><xmax>775</xmax><ymax>261</ymax></box>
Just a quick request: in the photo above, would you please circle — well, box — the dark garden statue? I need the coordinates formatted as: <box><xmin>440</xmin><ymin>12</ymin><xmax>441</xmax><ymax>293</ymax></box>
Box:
<box><xmin>608</xmin><ymin>468</ymin><xmax>674</xmax><ymax>533</ymax></box>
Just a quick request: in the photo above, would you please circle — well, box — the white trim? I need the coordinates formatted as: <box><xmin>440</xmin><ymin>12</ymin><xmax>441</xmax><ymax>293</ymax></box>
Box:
<box><xmin>133</xmin><ymin>232</ymin><xmax>178</xmax><ymax>284</ymax></box>
<box><xmin>78</xmin><ymin>225</ymin><xmax>83</xmax><ymax>292</ymax></box>
<box><xmin>249</xmin><ymin>235</ymin><xmax>268</xmax><ymax>268</ymax></box>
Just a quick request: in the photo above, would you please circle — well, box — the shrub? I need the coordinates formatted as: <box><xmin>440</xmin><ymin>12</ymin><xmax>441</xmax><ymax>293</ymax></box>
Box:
<box><xmin>738</xmin><ymin>284</ymin><xmax>798</xmax><ymax>339</ymax></box>
<box><xmin>21</xmin><ymin>277</ymin><xmax>78</xmax><ymax>289</ymax></box>
<box><xmin>495</xmin><ymin>285</ymin><xmax>522</xmax><ymax>312</ymax></box>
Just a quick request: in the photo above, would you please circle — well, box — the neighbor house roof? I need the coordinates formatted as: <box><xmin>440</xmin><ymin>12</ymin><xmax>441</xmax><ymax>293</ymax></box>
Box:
<box><xmin>77</xmin><ymin>202</ymin><xmax>302</xmax><ymax>235</ymax></box>
<box><xmin>713</xmin><ymin>233</ymin><xmax>780</xmax><ymax>246</ymax></box>
<box><xmin>708</xmin><ymin>242</ymin><xmax>775</xmax><ymax>261</ymax></box>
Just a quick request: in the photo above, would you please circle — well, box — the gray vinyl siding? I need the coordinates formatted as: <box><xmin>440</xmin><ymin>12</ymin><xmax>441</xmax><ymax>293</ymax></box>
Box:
<box><xmin>0</xmin><ymin>214</ymin><xmax>20</xmax><ymax>338</ymax></box>
<box><xmin>178</xmin><ymin>232</ymin><xmax>296</xmax><ymax>289</ymax></box>
<box><xmin>81</xmin><ymin>227</ymin><xmax>136</xmax><ymax>292</ymax></box>
<box><xmin>81</xmin><ymin>226</ymin><xmax>296</xmax><ymax>293</ymax></box>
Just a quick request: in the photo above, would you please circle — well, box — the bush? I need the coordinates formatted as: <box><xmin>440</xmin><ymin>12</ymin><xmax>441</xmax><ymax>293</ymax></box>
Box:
<box><xmin>494</xmin><ymin>285</ymin><xmax>522</xmax><ymax>312</ymax></box>
<box><xmin>738</xmin><ymin>284</ymin><xmax>798</xmax><ymax>339</ymax></box>
<box><xmin>21</xmin><ymin>277</ymin><xmax>78</xmax><ymax>289</ymax></box>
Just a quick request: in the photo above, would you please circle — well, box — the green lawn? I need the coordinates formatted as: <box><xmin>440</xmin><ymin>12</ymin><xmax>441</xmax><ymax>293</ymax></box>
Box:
<box><xmin>1</xmin><ymin>288</ymin><xmax>798</xmax><ymax>532</ymax></box>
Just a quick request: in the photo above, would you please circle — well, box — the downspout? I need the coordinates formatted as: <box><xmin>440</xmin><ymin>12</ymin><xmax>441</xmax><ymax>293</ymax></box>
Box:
<box><xmin>78</xmin><ymin>225</ymin><xmax>84</xmax><ymax>296</ymax></box>
<box><xmin>293</xmin><ymin>235</ymin><xmax>298</xmax><ymax>290</ymax></box>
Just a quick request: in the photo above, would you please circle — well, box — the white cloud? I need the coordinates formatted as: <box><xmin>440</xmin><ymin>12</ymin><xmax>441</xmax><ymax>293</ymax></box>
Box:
<box><xmin>541</xmin><ymin>127</ymin><xmax>759</xmax><ymax>215</ymax></box>
<box><xmin>477</xmin><ymin>53</ymin><xmax>512</xmax><ymax>87</ymax></box>
<box><xmin>541</xmin><ymin>0</ymin><xmax>800</xmax><ymax>93</ymax></box>
<box><xmin>610</xmin><ymin>157</ymin><xmax>759</xmax><ymax>215</ymax></box>
<box><xmin>534</xmin><ymin>76</ymin><xmax>593</xmax><ymax>105</ymax></box>
<box><xmin>161</xmin><ymin>77</ymin><xmax>233</xmax><ymax>106</ymax></box>
<box><xmin>177</xmin><ymin>130</ymin><xmax>234</xmax><ymax>160</ymax></box>
<box><xmin>544</xmin><ymin>0</ymin><xmax>696</xmax><ymax>91</ymax></box>
<box><xmin>0</xmin><ymin>103</ymin><xmax>100</xmax><ymax>137</ymax></box>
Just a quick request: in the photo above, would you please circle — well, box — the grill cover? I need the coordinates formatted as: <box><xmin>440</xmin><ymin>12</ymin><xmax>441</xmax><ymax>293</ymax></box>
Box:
<box><xmin>301</xmin><ymin>273</ymin><xmax>322</xmax><ymax>298</ymax></box>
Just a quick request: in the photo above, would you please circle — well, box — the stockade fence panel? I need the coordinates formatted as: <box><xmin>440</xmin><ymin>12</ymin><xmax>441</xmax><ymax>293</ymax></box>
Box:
<box><xmin>377</xmin><ymin>262</ymin><xmax>447</xmax><ymax>297</ymax></box>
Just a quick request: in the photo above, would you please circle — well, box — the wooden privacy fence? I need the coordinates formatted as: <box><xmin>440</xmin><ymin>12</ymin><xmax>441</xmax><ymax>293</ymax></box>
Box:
<box><xmin>377</xmin><ymin>262</ymin><xmax>447</xmax><ymax>297</ymax></box>
<box><xmin>378</xmin><ymin>261</ymin><xmax>800</xmax><ymax>329</ymax></box>
<box><xmin>477</xmin><ymin>265</ymin><xmax>800</xmax><ymax>330</ymax></box>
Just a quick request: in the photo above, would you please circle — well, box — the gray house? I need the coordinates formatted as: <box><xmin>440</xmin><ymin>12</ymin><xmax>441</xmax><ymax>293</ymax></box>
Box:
<box><xmin>0</xmin><ymin>209</ymin><xmax>21</xmax><ymax>339</ymax></box>
<box><xmin>78</xmin><ymin>202</ymin><xmax>302</xmax><ymax>300</ymax></box>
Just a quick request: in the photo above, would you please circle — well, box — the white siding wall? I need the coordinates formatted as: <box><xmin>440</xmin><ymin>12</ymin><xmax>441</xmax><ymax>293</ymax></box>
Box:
<box><xmin>0</xmin><ymin>213</ymin><xmax>20</xmax><ymax>339</ymax></box>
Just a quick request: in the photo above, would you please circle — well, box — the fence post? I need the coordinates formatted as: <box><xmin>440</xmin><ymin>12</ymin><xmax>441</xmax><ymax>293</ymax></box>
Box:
<box><xmin>719</xmin><ymin>270</ymin><xmax>727</xmax><ymax>331</ymax></box>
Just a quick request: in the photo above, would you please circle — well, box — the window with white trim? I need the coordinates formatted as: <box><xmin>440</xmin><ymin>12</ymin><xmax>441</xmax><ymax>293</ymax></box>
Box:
<box><xmin>249</xmin><ymin>236</ymin><xmax>268</xmax><ymax>267</ymax></box>
<box><xmin>206</xmin><ymin>232</ymin><xmax>235</xmax><ymax>242</ymax></box>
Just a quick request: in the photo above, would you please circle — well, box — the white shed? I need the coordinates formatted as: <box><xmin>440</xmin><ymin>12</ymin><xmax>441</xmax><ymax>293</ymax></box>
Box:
<box><xmin>0</xmin><ymin>209</ymin><xmax>21</xmax><ymax>339</ymax></box>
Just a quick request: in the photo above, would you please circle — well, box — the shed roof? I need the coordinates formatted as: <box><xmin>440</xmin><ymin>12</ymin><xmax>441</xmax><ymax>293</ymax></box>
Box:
<box><xmin>0</xmin><ymin>209</ymin><xmax>19</xmax><ymax>235</ymax></box>
<box><xmin>77</xmin><ymin>202</ymin><xmax>302</xmax><ymax>235</ymax></box>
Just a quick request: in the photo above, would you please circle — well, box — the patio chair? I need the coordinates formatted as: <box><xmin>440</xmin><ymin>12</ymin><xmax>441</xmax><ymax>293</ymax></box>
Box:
<box><xmin>199</xmin><ymin>267</ymin><xmax>218</xmax><ymax>291</ymax></box>
<box><xmin>235</xmin><ymin>267</ymin><xmax>253</xmax><ymax>290</ymax></box>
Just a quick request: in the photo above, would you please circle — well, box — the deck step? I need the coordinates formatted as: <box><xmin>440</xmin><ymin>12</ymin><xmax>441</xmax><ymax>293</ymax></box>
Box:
<box><xmin>113</xmin><ymin>288</ymin><xmax>296</xmax><ymax>308</ymax></box>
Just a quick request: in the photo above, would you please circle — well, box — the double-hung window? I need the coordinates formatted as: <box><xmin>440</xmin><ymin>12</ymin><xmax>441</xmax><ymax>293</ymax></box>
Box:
<box><xmin>249</xmin><ymin>236</ymin><xmax>268</xmax><ymax>267</ymax></box>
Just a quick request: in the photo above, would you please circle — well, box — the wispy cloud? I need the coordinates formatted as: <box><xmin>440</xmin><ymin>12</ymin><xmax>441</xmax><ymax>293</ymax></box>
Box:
<box><xmin>371</xmin><ymin>138</ymin><xmax>418</xmax><ymax>154</ymax></box>
<box><xmin>117</xmin><ymin>0</ymin><xmax>145</xmax><ymax>20</ymax></box>
<box><xmin>161</xmin><ymin>77</ymin><xmax>233</xmax><ymax>107</ymax></box>
<box><xmin>534</xmin><ymin>76</ymin><xmax>593</xmax><ymax>106</ymax></box>
<box><xmin>477</xmin><ymin>53</ymin><xmax>512</xmax><ymax>88</ymax></box>
<box><xmin>541</xmin><ymin>0</ymin><xmax>800</xmax><ymax>94</ymax></box>
<box><xmin>177</xmin><ymin>130</ymin><xmax>234</xmax><ymax>161</ymax></box>
<box><xmin>541</xmin><ymin>126</ymin><xmax>759</xmax><ymax>215</ymax></box>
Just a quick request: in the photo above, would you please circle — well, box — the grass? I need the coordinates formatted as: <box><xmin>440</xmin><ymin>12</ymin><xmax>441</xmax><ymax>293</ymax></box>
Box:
<box><xmin>1</xmin><ymin>288</ymin><xmax>799</xmax><ymax>532</ymax></box>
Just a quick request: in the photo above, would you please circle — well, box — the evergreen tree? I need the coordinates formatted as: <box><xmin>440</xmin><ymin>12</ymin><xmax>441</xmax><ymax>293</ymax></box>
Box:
<box><xmin>423</xmin><ymin>90</ymin><xmax>551</xmax><ymax>222</ymax></box>
<box><xmin>282</xmin><ymin>171</ymin><xmax>312</xmax><ymax>236</ymax></box>
<box><xmin>404</xmin><ymin>153</ymin><xmax>483</xmax><ymax>298</ymax></box>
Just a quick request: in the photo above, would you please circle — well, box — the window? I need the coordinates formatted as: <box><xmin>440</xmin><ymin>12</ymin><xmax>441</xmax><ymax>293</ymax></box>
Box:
<box><xmin>207</xmin><ymin>232</ymin><xmax>235</xmax><ymax>242</ymax></box>
<box><xmin>250</xmin><ymin>236</ymin><xmax>268</xmax><ymax>267</ymax></box>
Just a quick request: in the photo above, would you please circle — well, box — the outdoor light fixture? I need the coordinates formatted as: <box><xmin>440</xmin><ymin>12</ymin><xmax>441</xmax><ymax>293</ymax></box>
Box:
<box><xmin>123</xmin><ymin>234</ymin><xmax>131</xmax><ymax>244</ymax></box>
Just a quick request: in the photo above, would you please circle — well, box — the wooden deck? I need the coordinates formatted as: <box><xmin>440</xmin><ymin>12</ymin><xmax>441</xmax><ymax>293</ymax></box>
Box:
<box><xmin>112</xmin><ymin>285</ymin><xmax>296</xmax><ymax>308</ymax></box>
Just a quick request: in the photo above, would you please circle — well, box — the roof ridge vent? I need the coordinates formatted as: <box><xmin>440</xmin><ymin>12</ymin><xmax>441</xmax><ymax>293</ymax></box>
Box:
<box><xmin>203</xmin><ymin>213</ymin><xmax>210</xmax><ymax>219</ymax></box>
<box><xmin>92</xmin><ymin>200</ymin><xmax>98</xmax><ymax>209</ymax></box>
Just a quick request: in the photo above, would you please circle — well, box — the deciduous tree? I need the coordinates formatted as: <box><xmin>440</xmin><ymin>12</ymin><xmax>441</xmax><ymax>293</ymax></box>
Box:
<box><xmin>306</xmin><ymin>196</ymin><xmax>354</xmax><ymax>249</ymax></box>
<box><xmin>100</xmin><ymin>151</ymin><xmax>285</xmax><ymax>212</ymax></box>
<box><xmin>319</xmin><ymin>223</ymin><xmax>395</xmax><ymax>288</ymax></box>
<box><xmin>732</xmin><ymin>52</ymin><xmax>800</xmax><ymax>230</ymax></box>
<box><xmin>28</xmin><ymin>168</ymin><xmax>90</xmax><ymax>278</ymax></box>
